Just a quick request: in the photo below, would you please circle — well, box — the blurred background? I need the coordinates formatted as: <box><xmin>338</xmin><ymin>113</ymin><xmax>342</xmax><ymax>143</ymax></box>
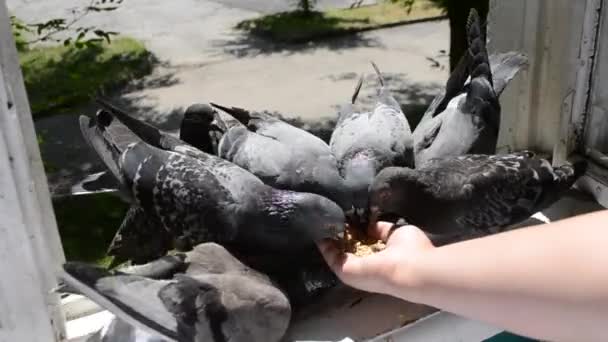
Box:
<box><xmin>7</xmin><ymin>0</ymin><xmax>488</xmax><ymax>265</ymax></box>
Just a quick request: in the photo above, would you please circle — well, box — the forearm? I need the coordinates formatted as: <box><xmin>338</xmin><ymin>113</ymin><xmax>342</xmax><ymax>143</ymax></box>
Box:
<box><xmin>394</xmin><ymin>210</ymin><xmax>608</xmax><ymax>341</ymax></box>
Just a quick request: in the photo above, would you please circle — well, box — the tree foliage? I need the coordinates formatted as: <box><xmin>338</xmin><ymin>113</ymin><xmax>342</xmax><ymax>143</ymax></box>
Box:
<box><xmin>295</xmin><ymin>0</ymin><xmax>317</xmax><ymax>15</ymax></box>
<box><xmin>390</xmin><ymin>0</ymin><xmax>488</xmax><ymax>71</ymax></box>
<box><xmin>10</xmin><ymin>0</ymin><xmax>123</xmax><ymax>51</ymax></box>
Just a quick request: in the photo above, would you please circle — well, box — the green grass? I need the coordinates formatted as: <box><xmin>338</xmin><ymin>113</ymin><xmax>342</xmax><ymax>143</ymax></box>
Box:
<box><xmin>53</xmin><ymin>193</ymin><xmax>129</xmax><ymax>266</ymax></box>
<box><xmin>484</xmin><ymin>332</ymin><xmax>538</xmax><ymax>342</ymax></box>
<box><xmin>236</xmin><ymin>1</ymin><xmax>444</xmax><ymax>43</ymax></box>
<box><xmin>18</xmin><ymin>37</ymin><xmax>153</xmax><ymax>118</ymax></box>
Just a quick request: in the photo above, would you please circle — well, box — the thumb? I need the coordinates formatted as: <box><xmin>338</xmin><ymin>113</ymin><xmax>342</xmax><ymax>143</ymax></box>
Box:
<box><xmin>317</xmin><ymin>240</ymin><xmax>385</xmax><ymax>287</ymax></box>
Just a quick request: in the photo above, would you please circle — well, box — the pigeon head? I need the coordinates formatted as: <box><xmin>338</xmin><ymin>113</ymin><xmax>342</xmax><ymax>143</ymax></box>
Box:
<box><xmin>343</xmin><ymin>156</ymin><xmax>377</xmax><ymax>215</ymax></box>
<box><xmin>292</xmin><ymin>192</ymin><xmax>346</xmax><ymax>241</ymax></box>
<box><xmin>182</xmin><ymin>103</ymin><xmax>216</xmax><ymax>127</ymax></box>
<box><xmin>180</xmin><ymin>103</ymin><xmax>221</xmax><ymax>153</ymax></box>
<box><xmin>309</xmin><ymin>162</ymin><xmax>352</xmax><ymax>212</ymax></box>
<box><xmin>190</xmin><ymin>275</ymin><xmax>291</xmax><ymax>342</ymax></box>
<box><xmin>368</xmin><ymin>166</ymin><xmax>416</xmax><ymax>224</ymax></box>
<box><xmin>264</xmin><ymin>191</ymin><xmax>346</xmax><ymax>243</ymax></box>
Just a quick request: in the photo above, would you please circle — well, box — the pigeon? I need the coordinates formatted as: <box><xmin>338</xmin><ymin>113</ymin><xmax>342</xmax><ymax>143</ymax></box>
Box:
<box><xmin>107</xmin><ymin>206</ymin><xmax>174</xmax><ymax>266</ymax></box>
<box><xmin>71</xmin><ymin>101</ymin><xmax>221</xmax><ymax>198</ymax></box>
<box><xmin>329</xmin><ymin>62</ymin><xmax>415</xmax><ymax>224</ymax></box>
<box><xmin>95</xmin><ymin>99</ymin><xmax>214</xmax><ymax>160</ymax></box>
<box><xmin>413</xmin><ymin>9</ymin><xmax>527</xmax><ymax>167</ymax></box>
<box><xmin>84</xmin><ymin>317</ymin><xmax>165</xmax><ymax>342</ymax></box>
<box><xmin>81</xmin><ymin>105</ymin><xmax>345</xmax><ymax>301</ymax></box>
<box><xmin>60</xmin><ymin>243</ymin><xmax>291</xmax><ymax>342</ymax></box>
<box><xmin>78</xmin><ymin>106</ymin><xmax>211</xmax><ymax>265</ymax></box>
<box><xmin>178</xmin><ymin>103</ymin><xmax>222</xmax><ymax>154</ymax></box>
<box><xmin>209</xmin><ymin>102</ymin><xmax>350</xmax><ymax>210</ymax></box>
<box><xmin>78</xmin><ymin>109</ymin><xmax>345</xmax><ymax>262</ymax></box>
<box><xmin>369</xmin><ymin>152</ymin><xmax>587</xmax><ymax>243</ymax></box>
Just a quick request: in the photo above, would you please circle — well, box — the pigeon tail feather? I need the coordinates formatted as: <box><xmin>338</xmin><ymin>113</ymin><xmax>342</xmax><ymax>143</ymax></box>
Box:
<box><xmin>79</xmin><ymin>115</ymin><xmax>124</xmax><ymax>186</ymax></box>
<box><xmin>489</xmin><ymin>52</ymin><xmax>528</xmax><ymax>96</ymax></box>
<box><xmin>466</xmin><ymin>9</ymin><xmax>493</xmax><ymax>87</ymax></box>
<box><xmin>96</xmin><ymin>98</ymin><xmax>164</xmax><ymax>148</ymax></box>
<box><xmin>352</xmin><ymin>74</ymin><xmax>363</xmax><ymax>105</ymax></box>
<box><xmin>61</xmin><ymin>263</ymin><xmax>179</xmax><ymax>341</ymax></box>
<box><xmin>210</xmin><ymin>103</ymin><xmax>252</xmax><ymax>126</ymax></box>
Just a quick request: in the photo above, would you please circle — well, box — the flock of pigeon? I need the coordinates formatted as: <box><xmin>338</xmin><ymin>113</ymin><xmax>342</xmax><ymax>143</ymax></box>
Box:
<box><xmin>60</xmin><ymin>10</ymin><xmax>586</xmax><ymax>342</ymax></box>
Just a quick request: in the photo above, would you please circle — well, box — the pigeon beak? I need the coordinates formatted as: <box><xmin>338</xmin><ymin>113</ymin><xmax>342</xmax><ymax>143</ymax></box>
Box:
<box><xmin>368</xmin><ymin>205</ymin><xmax>381</xmax><ymax>228</ymax></box>
<box><xmin>326</xmin><ymin>223</ymin><xmax>346</xmax><ymax>241</ymax></box>
<box><xmin>355</xmin><ymin>208</ymin><xmax>366</xmax><ymax>219</ymax></box>
<box><xmin>210</xmin><ymin>102</ymin><xmax>234</xmax><ymax>115</ymax></box>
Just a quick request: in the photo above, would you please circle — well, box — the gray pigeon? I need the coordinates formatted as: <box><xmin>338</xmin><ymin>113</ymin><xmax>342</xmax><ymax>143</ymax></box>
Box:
<box><xmin>178</xmin><ymin>103</ymin><xmax>222</xmax><ymax>155</ymax></box>
<box><xmin>61</xmin><ymin>243</ymin><xmax>291</xmax><ymax>342</ymax></box>
<box><xmin>95</xmin><ymin>99</ymin><xmax>214</xmax><ymax>161</ymax></box>
<box><xmin>208</xmin><ymin>103</ymin><xmax>350</xmax><ymax>210</ymax></box>
<box><xmin>80</xmin><ymin>105</ymin><xmax>213</xmax><ymax>265</ymax></box>
<box><xmin>369</xmin><ymin>152</ymin><xmax>587</xmax><ymax>244</ymax></box>
<box><xmin>79</xmin><ymin>106</ymin><xmax>343</xmax><ymax>303</ymax></box>
<box><xmin>78</xmin><ymin>109</ymin><xmax>345</xmax><ymax>261</ymax></box>
<box><xmin>413</xmin><ymin>9</ymin><xmax>527</xmax><ymax>168</ymax></box>
<box><xmin>69</xmin><ymin>101</ymin><xmax>220</xmax><ymax>198</ymax></box>
<box><xmin>419</xmin><ymin>52</ymin><xmax>528</xmax><ymax>127</ymax></box>
<box><xmin>329</xmin><ymin>62</ymin><xmax>415</xmax><ymax>223</ymax></box>
<box><xmin>85</xmin><ymin>317</ymin><xmax>166</xmax><ymax>342</ymax></box>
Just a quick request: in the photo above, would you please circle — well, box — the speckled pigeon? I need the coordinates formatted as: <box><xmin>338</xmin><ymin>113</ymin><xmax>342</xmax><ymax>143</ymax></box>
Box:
<box><xmin>413</xmin><ymin>9</ymin><xmax>527</xmax><ymax>168</ymax></box>
<box><xmin>69</xmin><ymin>101</ymin><xmax>220</xmax><ymax>197</ymax></box>
<box><xmin>95</xmin><ymin>99</ymin><xmax>215</xmax><ymax>160</ymax></box>
<box><xmin>369</xmin><ymin>152</ymin><xmax>587</xmax><ymax>244</ymax></box>
<box><xmin>61</xmin><ymin>243</ymin><xmax>291</xmax><ymax>342</ymax></box>
<box><xmin>78</xmin><ymin>110</ymin><xmax>345</xmax><ymax>261</ymax></box>
<box><xmin>329</xmin><ymin>62</ymin><xmax>415</xmax><ymax>224</ymax></box>
<box><xmin>80</xmin><ymin>105</ymin><xmax>214</xmax><ymax>265</ymax></box>
<box><xmin>208</xmin><ymin>103</ymin><xmax>350</xmax><ymax>210</ymax></box>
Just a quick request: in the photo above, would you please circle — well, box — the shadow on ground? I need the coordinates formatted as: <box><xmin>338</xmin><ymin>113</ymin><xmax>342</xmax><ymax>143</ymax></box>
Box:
<box><xmin>208</xmin><ymin>29</ymin><xmax>385</xmax><ymax>58</ymax></box>
<box><xmin>35</xmin><ymin>67</ymin><xmax>184</xmax><ymax>196</ymax></box>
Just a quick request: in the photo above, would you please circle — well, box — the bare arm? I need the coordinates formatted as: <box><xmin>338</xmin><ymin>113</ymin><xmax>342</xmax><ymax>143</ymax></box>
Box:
<box><xmin>318</xmin><ymin>210</ymin><xmax>608</xmax><ymax>342</ymax></box>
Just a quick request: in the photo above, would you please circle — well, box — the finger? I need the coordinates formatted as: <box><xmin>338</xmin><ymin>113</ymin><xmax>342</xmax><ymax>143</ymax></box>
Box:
<box><xmin>317</xmin><ymin>240</ymin><xmax>346</xmax><ymax>273</ymax></box>
<box><xmin>368</xmin><ymin>221</ymin><xmax>399</xmax><ymax>242</ymax></box>
<box><xmin>387</xmin><ymin>225</ymin><xmax>435</xmax><ymax>249</ymax></box>
<box><xmin>317</xmin><ymin>241</ymin><xmax>377</xmax><ymax>284</ymax></box>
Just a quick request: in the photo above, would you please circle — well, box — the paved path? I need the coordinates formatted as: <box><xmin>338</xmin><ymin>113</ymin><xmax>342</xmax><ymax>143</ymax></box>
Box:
<box><xmin>121</xmin><ymin>20</ymin><xmax>449</xmax><ymax>125</ymax></box>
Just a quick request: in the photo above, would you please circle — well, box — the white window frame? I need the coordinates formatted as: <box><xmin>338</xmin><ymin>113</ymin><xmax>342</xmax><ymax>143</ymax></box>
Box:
<box><xmin>0</xmin><ymin>0</ymin><xmax>65</xmax><ymax>340</ymax></box>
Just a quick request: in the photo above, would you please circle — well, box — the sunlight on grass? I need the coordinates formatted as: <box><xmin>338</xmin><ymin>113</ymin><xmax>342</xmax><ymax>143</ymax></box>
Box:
<box><xmin>236</xmin><ymin>1</ymin><xmax>444</xmax><ymax>43</ymax></box>
<box><xmin>19</xmin><ymin>37</ymin><xmax>152</xmax><ymax>118</ymax></box>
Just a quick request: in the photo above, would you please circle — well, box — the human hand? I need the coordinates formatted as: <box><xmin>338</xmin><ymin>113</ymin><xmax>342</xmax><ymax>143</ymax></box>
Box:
<box><xmin>317</xmin><ymin>222</ymin><xmax>435</xmax><ymax>298</ymax></box>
